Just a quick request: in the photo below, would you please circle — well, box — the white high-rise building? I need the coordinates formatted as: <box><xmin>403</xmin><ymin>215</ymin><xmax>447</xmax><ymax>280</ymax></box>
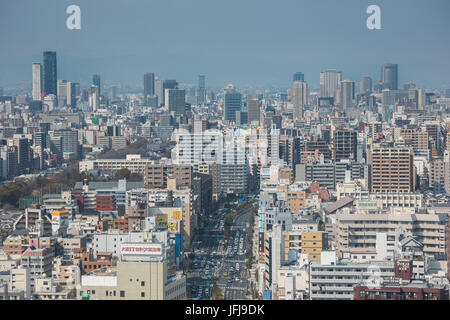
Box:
<box><xmin>32</xmin><ymin>63</ymin><xmax>42</xmax><ymax>101</ymax></box>
<box><xmin>171</xmin><ymin>128</ymin><xmax>222</xmax><ymax>168</ymax></box>
<box><xmin>320</xmin><ymin>70</ymin><xmax>342</xmax><ymax>99</ymax></box>
<box><xmin>88</xmin><ymin>85</ymin><xmax>99</xmax><ymax>111</ymax></box>
<box><xmin>291</xmin><ymin>81</ymin><xmax>308</xmax><ymax>120</ymax></box>
<box><xmin>155</xmin><ymin>78</ymin><xmax>163</xmax><ymax>107</ymax></box>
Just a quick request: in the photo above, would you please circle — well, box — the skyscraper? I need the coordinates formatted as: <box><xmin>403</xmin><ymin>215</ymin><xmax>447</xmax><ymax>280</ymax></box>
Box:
<box><xmin>247</xmin><ymin>98</ymin><xmax>260</xmax><ymax>124</ymax></box>
<box><xmin>320</xmin><ymin>70</ymin><xmax>342</xmax><ymax>99</ymax></box>
<box><xmin>93</xmin><ymin>74</ymin><xmax>101</xmax><ymax>96</ymax></box>
<box><xmin>43</xmin><ymin>51</ymin><xmax>57</xmax><ymax>96</ymax></box>
<box><xmin>339</xmin><ymin>80</ymin><xmax>355</xmax><ymax>109</ymax></box>
<box><xmin>162</xmin><ymin>80</ymin><xmax>178</xmax><ymax>106</ymax></box>
<box><xmin>144</xmin><ymin>73</ymin><xmax>155</xmax><ymax>104</ymax></box>
<box><xmin>165</xmin><ymin>88</ymin><xmax>186</xmax><ymax>116</ymax></box>
<box><xmin>88</xmin><ymin>85</ymin><xmax>99</xmax><ymax>111</ymax></box>
<box><xmin>223</xmin><ymin>85</ymin><xmax>242</xmax><ymax>122</ymax></box>
<box><xmin>198</xmin><ymin>74</ymin><xmax>206</xmax><ymax>105</ymax></box>
<box><xmin>32</xmin><ymin>63</ymin><xmax>42</xmax><ymax>101</ymax></box>
<box><xmin>293</xmin><ymin>72</ymin><xmax>305</xmax><ymax>82</ymax></box>
<box><xmin>360</xmin><ymin>76</ymin><xmax>372</xmax><ymax>94</ymax></box>
<box><xmin>381</xmin><ymin>64</ymin><xmax>398</xmax><ymax>90</ymax></box>
<box><xmin>291</xmin><ymin>81</ymin><xmax>308</xmax><ymax>121</ymax></box>
<box><xmin>57</xmin><ymin>80</ymin><xmax>68</xmax><ymax>108</ymax></box>
<box><xmin>155</xmin><ymin>78</ymin><xmax>163</xmax><ymax>107</ymax></box>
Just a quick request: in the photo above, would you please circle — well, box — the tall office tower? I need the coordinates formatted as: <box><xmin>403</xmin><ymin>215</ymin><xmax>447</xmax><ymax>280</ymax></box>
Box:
<box><xmin>57</xmin><ymin>80</ymin><xmax>68</xmax><ymax>108</ymax></box>
<box><xmin>293</xmin><ymin>72</ymin><xmax>305</xmax><ymax>82</ymax></box>
<box><xmin>67</xmin><ymin>81</ymin><xmax>75</xmax><ymax>107</ymax></box>
<box><xmin>369</xmin><ymin>146</ymin><xmax>414</xmax><ymax>192</ymax></box>
<box><xmin>73</xmin><ymin>83</ymin><xmax>81</xmax><ymax>97</ymax></box>
<box><xmin>162</xmin><ymin>80</ymin><xmax>178</xmax><ymax>106</ymax></box>
<box><xmin>223</xmin><ymin>85</ymin><xmax>242</xmax><ymax>122</ymax></box>
<box><xmin>165</xmin><ymin>88</ymin><xmax>186</xmax><ymax>116</ymax></box>
<box><xmin>88</xmin><ymin>85</ymin><xmax>99</xmax><ymax>111</ymax></box>
<box><xmin>198</xmin><ymin>74</ymin><xmax>206</xmax><ymax>105</ymax></box>
<box><xmin>143</xmin><ymin>72</ymin><xmax>155</xmax><ymax>104</ymax></box>
<box><xmin>339</xmin><ymin>80</ymin><xmax>355</xmax><ymax>109</ymax></box>
<box><xmin>445</xmin><ymin>89</ymin><xmax>450</xmax><ymax>98</ymax></box>
<box><xmin>33</xmin><ymin>131</ymin><xmax>47</xmax><ymax>149</ymax></box>
<box><xmin>13</xmin><ymin>136</ymin><xmax>31</xmax><ymax>174</ymax></box>
<box><xmin>320</xmin><ymin>70</ymin><xmax>342</xmax><ymax>99</ymax></box>
<box><xmin>381</xmin><ymin>64</ymin><xmax>398</xmax><ymax>90</ymax></box>
<box><xmin>56</xmin><ymin>80</ymin><xmax>75</xmax><ymax>108</ymax></box>
<box><xmin>93</xmin><ymin>74</ymin><xmax>101</xmax><ymax>96</ymax></box>
<box><xmin>32</xmin><ymin>63</ymin><xmax>42</xmax><ymax>101</ymax></box>
<box><xmin>247</xmin><ymin>97</ymin><xmax>260</xmax><ymax>124</ymax></box>
<box><xmin>360</xmin><ymin>76</ymin><xmax>372</xmax><ymax>94</ymax></box>
<box><xmin>155</xmin><ymin>78</ymin><xmax>163</xmax><ymax>106</ymax></box>
<box><xmin>291</xmin><ymin>80</ymin><xmax>308</xmax><ymax>121</ymax></box>
<box><xmin>332</xmin><ymin>129</ymin><xmax>357</xmax><ymax>162</ymax></box>
<box><xmin>110</xmin><ymin>85</ymin><xmax>118</xmax><ymax>101</ymax></box>
<box><xmin>43</xmin><ymin>51</ymin><xmax>57</xmax><ymax>96</ymax></box>
<box><xmin>53</xmin><ymin>129</ymin><xmax>80</xmax><ymax>160</ymax></box>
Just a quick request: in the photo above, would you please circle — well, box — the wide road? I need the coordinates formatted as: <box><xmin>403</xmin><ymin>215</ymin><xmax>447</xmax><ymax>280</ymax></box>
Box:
<box><xmin>186</xmin><ymin>198</ymin><xmax>257</xmax><ymax>300</ymax></box>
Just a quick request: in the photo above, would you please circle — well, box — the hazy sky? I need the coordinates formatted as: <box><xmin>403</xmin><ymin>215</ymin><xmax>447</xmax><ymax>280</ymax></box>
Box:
<box><xmin>1</xmin><ymin>0</ymin><xmax>449</xmax><ymax>90</ymax></box>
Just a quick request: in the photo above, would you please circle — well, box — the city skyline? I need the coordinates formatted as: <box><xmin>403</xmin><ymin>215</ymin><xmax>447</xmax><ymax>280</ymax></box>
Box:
<box><xmin>0</xmin><ymin>0</ymin><xmax>449</xmax><ymax>89</ymax></box>
<box><xmin>1</xmin><ymin>0</ymin><xmax>450</xmax><ymax>304</ymax></box>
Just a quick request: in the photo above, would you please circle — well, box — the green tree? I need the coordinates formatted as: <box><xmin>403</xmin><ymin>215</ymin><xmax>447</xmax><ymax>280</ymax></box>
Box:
<box><xmin>115</xmin><ymin>168</ymin><xmax>131</xmax><ymax>180</ymax></box>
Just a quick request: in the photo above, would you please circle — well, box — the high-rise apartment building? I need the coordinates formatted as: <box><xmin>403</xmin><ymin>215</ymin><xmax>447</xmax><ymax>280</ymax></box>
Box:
<box><xmin>43</xmin><ymin>51</ymin><xmax>57</xmax><ymax>96</ymax></box>
<box><xmin>155</xmin><ymin>78</ymin><xmax>163</xmax><ymax>107</ymax></box>
<box><xmin>320</xmin><ymin>70</ymin><xmax>342</xmax><ymax>99</ymax></box>
<box><xmin>32</xmin><ymin>63</ymin><xmax>42</xmax><ymax>101</ymax></box>
<box><xmin>291</xmin><ymin>81</ymin><xmax>308</xmax><ymax>121</ymax></box>
<box><xmin>369</xmin><ymin>146</ymin><xmax>414</xmax><ymax>192</ymax></box>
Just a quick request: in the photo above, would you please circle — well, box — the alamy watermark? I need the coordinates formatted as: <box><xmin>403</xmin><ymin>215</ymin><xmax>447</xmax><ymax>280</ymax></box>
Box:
<box><xmin>66</xmin><ymin>5</ymin><xmax>81</xmax><ymax>30</ymax></box>
<box><xmin>367</xmin><ymin>5</ymin><xmax>381</xmax><ymax>30</ymax></box>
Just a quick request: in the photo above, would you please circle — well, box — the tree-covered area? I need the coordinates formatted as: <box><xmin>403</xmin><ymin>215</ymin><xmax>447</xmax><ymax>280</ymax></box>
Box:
<box><xmin>0</xmin><ymin>162</ymin><xmax>143</xmax><ymax>209</ymax></box>
<box><xmin>114</xmin><ymin>168</ymin><xmax>143</xmax><ymax>181</ymax></box>
<box><xmin>98</xmin><ymin>137</ymin><xmax>149</xmax><ymax>159</ymax></box>
<box><xmin>0</xmin><ymin>163</ymin><xmax>83</xmax><ymax>208</ymax></box>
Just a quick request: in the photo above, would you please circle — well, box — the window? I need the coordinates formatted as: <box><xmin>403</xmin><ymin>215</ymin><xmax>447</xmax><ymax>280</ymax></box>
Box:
<box><xmin>141</xmin><ymin>292</ymin><xmax>145</xmax><ymax>298</ymax></box>
<box><xmin>120</xmin><ymin>291</ymin><xmax>125</xmax><ymax>297</ymax></box>
<box><xmin>141</xmin><ymin>281</ymin><xmax>145</xmax><ymax>287</ymax></box>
